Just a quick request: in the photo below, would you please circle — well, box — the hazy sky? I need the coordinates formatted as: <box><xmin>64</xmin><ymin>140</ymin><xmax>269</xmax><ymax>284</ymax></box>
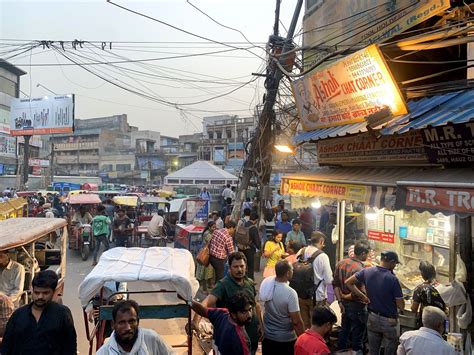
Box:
<box><xmin>1</xmin><ymin>0</ymin><xmax>302</xmax><ymax>137</ymax></box>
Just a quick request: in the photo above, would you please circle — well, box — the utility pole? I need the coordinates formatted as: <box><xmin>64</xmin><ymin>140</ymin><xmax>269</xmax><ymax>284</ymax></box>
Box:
<box><xmin>232</xmin><ymin>0</ymin><xmax>303</xmax><ymax>220</ymax></box>
<box><xmin>22</xmin><ymin>135</ymin><xmax>31</xmax><ymax>188</ymax></box>
<box><xmin>49</xmin><ymin>143</ymin><xmax>55</xmax><ymax>186</ymax></box>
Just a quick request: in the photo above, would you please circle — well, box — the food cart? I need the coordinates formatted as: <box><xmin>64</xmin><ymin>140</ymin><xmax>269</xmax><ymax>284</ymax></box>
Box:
<box><xmin>174</xmin><ymin>224</ymin><xmax>206</xmax><ymax>259</ymax></box>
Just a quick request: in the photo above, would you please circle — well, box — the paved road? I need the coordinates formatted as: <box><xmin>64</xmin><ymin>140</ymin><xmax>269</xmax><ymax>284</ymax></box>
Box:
<box><xmin>62</xmin><ymin>244</ymin><xmax>197</xmax><ymax>354</ymax></box>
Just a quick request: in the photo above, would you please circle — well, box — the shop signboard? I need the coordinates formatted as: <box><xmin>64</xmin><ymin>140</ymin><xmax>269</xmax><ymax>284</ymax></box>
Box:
<box><xmin>28</xmin><ymin>159</ymin><xmax>49</xmax><ymax>167</ymax></box>
<box><xmin>281</xmin><ymin>178</ymin><xmax>367</xmax><ymax>202</ymax></box>
<box><xmin>303</xmin><ymin>0</ymin><xmax>450</xmax><ymax>66</ymax></box>
<box><xmin>368</xmin><ymin>230</ymin><xmax>395</xmax><ymax>243</ymax></box>
<box><xmin>421</xmin><ymin>122</ymin><xmax>474</xmax><ymax>165</ymax></box>
<box><xmin>9</xmin><ymin>94</ymin><xmax>74</xmax><ymax>136</ymax></box>
<box><xmin>397</xmin><ymin>185</ymin><xmax>474</xmax><ymax>215</ymax></box>
<box><xmin>292</xmin><ymin>45</ymin><xmax>407</xmax><ymax>131</ymax></box>
<box><xmin>316</xmin><ymin>130</ymin><xmax>427</xmax><ymax>165</ymax></box>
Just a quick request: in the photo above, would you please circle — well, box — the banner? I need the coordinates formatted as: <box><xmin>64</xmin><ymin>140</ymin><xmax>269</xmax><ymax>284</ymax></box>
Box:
<box><xmin>10</xmin><ymin>94</ymin><xmax>74</xmax><ymax>136</ymax></box>
<box><xmin>317</xmin><ymin>130</ymin><xmax>427</xmax><ymax>165</ymax></box>
<box><xmin>292</xmin><ymin>45</ymin><xmax>407</xmax><ymax>131</ymax></box>
<box><xmin>185</xmin><ymin>199</ymin><xmax>209</xmax><ymax>224</ymax></box>
<box><xmin>0</xmin><ymin>108</ymin><xmax>10</xmax><ymax>134</ymax></box>
<box><xmin>281</xmin><ymin>178</ymin><xmax>367</xmax><ymax>202</ymax></box>
<box><xmin>422</xmin><ymin>122</ymin><xmax>474</xmax><ymax>165</ymax></box>
<box><xmin>396</xmin><ymin>185</ymin><xmax>474</xmax><ymax>216</ymax></box>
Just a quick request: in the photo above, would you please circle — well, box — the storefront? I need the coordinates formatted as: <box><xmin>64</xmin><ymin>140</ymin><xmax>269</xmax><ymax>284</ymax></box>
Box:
<box><xmin>282</xmin><ymin>167</ymin><xmax>474</xmax><ymax>336</ymax></box>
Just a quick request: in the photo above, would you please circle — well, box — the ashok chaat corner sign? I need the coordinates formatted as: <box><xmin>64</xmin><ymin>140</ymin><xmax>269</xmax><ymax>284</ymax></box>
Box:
<box><xmin>292</xmin><ymin>44</ymin><xmax>407</xmax><ymax>131</ymax></box>
<box><xmin>281</xmin><ymin>178</ymin><xmax>367</xmax><ymax>202</ymax></box>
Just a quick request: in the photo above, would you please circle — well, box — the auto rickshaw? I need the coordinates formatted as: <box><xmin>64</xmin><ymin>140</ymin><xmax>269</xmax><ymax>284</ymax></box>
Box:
<box><xmin>0</xmin><ymin>218</ymin><xmax>68</xmax><ymax>305</ymax></box>
<box><xmin>67</xmin><ymin>193</ymin><xmax>102</xmax><ymax>260</ymax></box>
<box><xmin>78</xmin><ymin>247</ymin><xmax>198</xmax><ymax>355</ymax></box>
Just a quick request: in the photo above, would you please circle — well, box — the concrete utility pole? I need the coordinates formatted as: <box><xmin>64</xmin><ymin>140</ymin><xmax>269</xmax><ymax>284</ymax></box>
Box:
<box><xmin>232</xmin><ymin>0</ymin><xmax>303</xmax><ymax>220</ymax></box>
<box><xmin>22</xmin><ymin>135</ymin><xmax>31</xmax><ymax>188</ymax></box>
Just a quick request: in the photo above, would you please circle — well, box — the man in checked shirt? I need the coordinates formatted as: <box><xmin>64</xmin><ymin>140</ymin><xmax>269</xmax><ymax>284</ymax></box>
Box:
<box><xmin>209</xmin><ymin>220</ymin><xmax>237</xmax><ymax>281</ymax></box>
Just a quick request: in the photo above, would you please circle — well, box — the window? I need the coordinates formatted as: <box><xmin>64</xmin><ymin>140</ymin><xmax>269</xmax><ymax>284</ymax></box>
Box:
<box><xmin>167</xmin><ymin>179</ymin><xmax>179</xmax><ymax>184</ymax></box>
<box><xmin>116</xmin><ymin>164</ymin><xmax>131</xmax><ymax>172</ymax></box>
<box><xmin>195</xmin><ymin>180</ymin><xmax>209</xmax><ymax>185</ymax></box>
<box><xmin>216</xmin><ymin>131</ymin><xmax>222</xmax><ymax>139</ymax></box>
<box><xmin>0</xmin><ymin>76</ymin><xmax>16</xmax><ymax>97</ymax></box>
<box><xmin>208</xmin><ymin>131</ymin><xmax>214</xmax><ymax>140</ymax></box>
<box><xmin>210</xmin><ymin>180</ymin><xmax>225</xmax><ymax>185</ymax></box>
<box><xmin>180</xmin><ymin>179</ymin><xmax>193</xmax><ymax>184</ymax></box>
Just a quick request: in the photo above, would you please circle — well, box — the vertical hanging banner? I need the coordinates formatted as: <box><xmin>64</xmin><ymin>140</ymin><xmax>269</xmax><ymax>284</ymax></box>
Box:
<box><xmin>9</xmin><ymin>95</ymin><xmax>75</xmax><ymax>136</ymax></box>
<box><xmin>292</xmin><ymin>45</ymin><xmax>408</xmax><ymax>131</ymax></box>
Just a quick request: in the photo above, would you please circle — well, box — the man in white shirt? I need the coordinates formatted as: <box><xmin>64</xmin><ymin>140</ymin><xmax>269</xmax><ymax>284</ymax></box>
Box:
<box><xmin>397</xmin><ymin>306</ymin><xmax>455</xmax><ymax>355</ymax></box>
<box><xmin>0</xmin><ymin>251</ymin><xmax>25</xmax><ymax>305</ymax></box>
<box><xmin>147</xmin><ymin>209</ymin><xmax>165</xmax><ymax>238</ymax></box>
<box><xmin>96</xmin><ymin>300</ymin><xmax>174</xmax><ymax>355</ymax></box>
<box><xmin>296</xmin><ymin>231</ymin><xmax>333</xmax><ymax>329</ymax></box>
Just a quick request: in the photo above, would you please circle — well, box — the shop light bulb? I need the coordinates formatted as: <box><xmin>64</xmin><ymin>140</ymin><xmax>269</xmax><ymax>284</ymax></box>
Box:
<box><xmin>366</xmin><ymin>207</ymin><xmax>377</xmax><ymax>220</ymax></box>
<box><xmin>274</xmin><ymin>145</ymin><xmax>295</xmax><ymax>154</ymax></box>
<box><xmin>311</xmin><ymin>198</ymin><xmax>321</xmax><ymax>209</ymax></box>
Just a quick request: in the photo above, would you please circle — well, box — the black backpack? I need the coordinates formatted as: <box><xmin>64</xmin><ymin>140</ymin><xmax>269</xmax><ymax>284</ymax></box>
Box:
<box><xmin>289</xmin><ymin>248</ymin><xmax>324</xmax><ymax>300</ymax></box>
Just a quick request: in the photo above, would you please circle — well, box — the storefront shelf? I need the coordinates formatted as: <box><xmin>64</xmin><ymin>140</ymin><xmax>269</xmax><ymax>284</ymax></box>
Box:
<box><xmin>403</xmin><ymin>238</ymin><xmax>449</xmax><ymax>249</ymax></box>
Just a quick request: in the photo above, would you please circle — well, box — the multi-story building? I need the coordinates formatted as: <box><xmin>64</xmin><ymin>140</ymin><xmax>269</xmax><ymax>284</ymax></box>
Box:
<box><xmin>0</xmin><ymin>60</ymin><xmax>26</xmax><ymax>175</ymax></box>
<box><xmin>198</xmin><ymin>115</ymin><xmax>256</xmax><ymax>174</ymax></box>
<box><xmin>177</xmin><ymin>133</ymin><xmax>201</xmax><ymax>168</ymax></box>
<box><xmin>50</xmin><ymin>114</ymin><xmax>137</xmax><ymax>179</ymax></box>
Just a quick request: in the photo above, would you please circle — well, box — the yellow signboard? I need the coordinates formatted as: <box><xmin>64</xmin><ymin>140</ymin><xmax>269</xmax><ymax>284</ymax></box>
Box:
<box><xmin>281</xmin><ymin>179</ymin><xmax>368</xmax><ymax>202</ymax></box>
<box><xmin>292</xmin><ymin>44</ymin><xmax>407</xmax><ymax>131</ymax></box>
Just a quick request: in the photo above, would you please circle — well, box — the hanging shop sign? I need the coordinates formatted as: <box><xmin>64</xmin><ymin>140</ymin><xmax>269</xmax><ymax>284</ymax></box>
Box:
<box><xmin>396</xmin><ymin>185</ymin><xmax>474</xmax><ymax>215</ymax></box>
<box><xmin>422</xmin><ymin>122</ymin><xmax>474</xmax><ymax>165</ymax></box>
<box><xmin>0</xmin><ymin>135</ymin><xmax>16</xmax><ymax>157</ymax></box>
<box><xmin>281</xmin><ymin>178</ymin><xmax>367</xmax><ymax>202</ymax></box>
<box><xmin>368</xmin><ymin>230</ymin><xmax>395</xmax><ymax>244</ymax></box>
<box><xmin>0</xmin><ymin>108</ymin><xmax>10</xmax><ymax>134</ymax></box>
<box><xmin>316</xmin><ymin>130</ymin><xmax>427</xmax><ymax>165</ymax></box>
<box><xmin>302</xmin><ymin>0</ymin><xmax>450</xmax><ymax>68</ymax></box>
<box><xmin>292</xmin><ymin>44</ymin><xmax>407</xmax><ymax>131</ymax></box>
<box><xmin>9</xmin><ymin>94</ymin><xmax>75</xmax><ymax>136</ymax></box>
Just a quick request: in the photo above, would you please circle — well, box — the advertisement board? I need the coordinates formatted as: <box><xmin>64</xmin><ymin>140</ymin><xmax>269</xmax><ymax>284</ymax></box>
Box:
<box><xmin>281</xmin><ymin>178</ymin><xmax>367</xmax><ymax>202</ymax></box>
<box><xmin>316</xmin><ymin>130</ymin><xmax>427</xmax><ymax>165</ymax></box>
<box><xmin>422</xmin><ymin>122</ymin><xmax>474</xmax><ymax>165</ymax></box>
<box><xmin>0</xmin><ymin>135</ymin><xmax>16</xmax><ymax>157</ymax></box>
<box><xmin>185</xmin><ymin>199</ymin><xmax>209</xmax><ymax>224</ymax></box>
<box><xmin>292</xmin><ymin>45</ymin><xmax>407</xmax><ymax>131</ymax></box>
<box><xmin>9</xmin><ymin>94</ymin><xmax>74</xmax><ymax>136</ymax></box>
<box><xmin>303</xmin><ymin>0</ymin><xmax>450</xmax><ymax>66</ymax></box>
<box><xmin>368</xmin><ymin>230</ymin><xmax>395</xmax><ymax>243</ymax></box>
<box><xmin>0</xmin><ymin>108</ymin><xmax>10</xmax><ymax>134</ymax></box>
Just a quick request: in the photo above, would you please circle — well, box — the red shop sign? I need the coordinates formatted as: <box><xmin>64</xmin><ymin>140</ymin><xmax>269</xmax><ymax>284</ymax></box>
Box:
<box><xmin>368</xmin><ymin>230</ymin><xmax>394</xmax><ymax>243</ymax></box>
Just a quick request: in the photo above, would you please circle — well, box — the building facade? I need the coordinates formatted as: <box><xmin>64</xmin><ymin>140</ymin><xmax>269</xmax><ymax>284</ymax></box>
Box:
<box><xmin>0</xmin><ymin>60</ymin><xmax>26</xmax><ymax>175</ymax></box>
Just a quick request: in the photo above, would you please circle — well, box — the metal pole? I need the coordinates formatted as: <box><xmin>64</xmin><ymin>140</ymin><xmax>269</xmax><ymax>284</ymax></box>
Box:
<box><xmin>50</xmin><ymin>143</ymin><xmax>55</xmax><ymax>186</ymax></box>
<box><xmin>22</xmin><ymin>135</ymin><xmax>31</xmax><ymax>187</ymax></box>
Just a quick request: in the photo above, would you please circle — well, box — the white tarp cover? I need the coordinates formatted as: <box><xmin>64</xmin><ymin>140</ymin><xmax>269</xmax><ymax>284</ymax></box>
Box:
<box><xmin>78</xmin><ymin>247</ymin><xmax>199</xmax><ymax>306</ymax></box>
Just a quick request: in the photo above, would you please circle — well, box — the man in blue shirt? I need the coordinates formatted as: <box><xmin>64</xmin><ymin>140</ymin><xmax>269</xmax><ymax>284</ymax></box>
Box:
<box><xmin>345</xmin><ymin>251</ymin><xmax>404</xmax><ymax>355</ymax></box>
<box><xmin>285</xmin><ymin>219</ymin><xmax>306</xmax><ymax>247</ymax></box>
<box><xmin>275</xmin><ymin>211</ymin><xmax>292</xmax><ymax>244</ymax></box>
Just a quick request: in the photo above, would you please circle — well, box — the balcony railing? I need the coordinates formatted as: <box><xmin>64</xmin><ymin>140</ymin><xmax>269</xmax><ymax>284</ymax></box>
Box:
<box><xmin>54</xmin><ymin>141</ymin><xmax>99</xmax><ymax>151</ymax></box>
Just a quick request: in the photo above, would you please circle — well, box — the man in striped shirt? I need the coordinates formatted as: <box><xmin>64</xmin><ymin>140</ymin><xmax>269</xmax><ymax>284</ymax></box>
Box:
<box><xmin>333</xmin><ymin>240</ymin><xmax>370</xmax><ymax>354</ymax></box>
<box><xmin>209</xmin><ymin>221</ymin><xmax>236</xmax><ymax>281</ymax></box>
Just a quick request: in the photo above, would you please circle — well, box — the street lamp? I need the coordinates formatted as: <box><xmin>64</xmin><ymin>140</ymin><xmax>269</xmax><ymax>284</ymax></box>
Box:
<box><xmin>36</xmin><ymin>83</ymin><xmax>58</xmax><ymax>95</ymax></box>
<box><xmin>274</xmin><ymin>144</ymin><xmax>295</xmax><ymax>154</ymax></box>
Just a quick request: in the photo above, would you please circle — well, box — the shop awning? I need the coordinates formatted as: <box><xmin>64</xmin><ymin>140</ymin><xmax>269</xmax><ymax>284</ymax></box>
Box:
<box><xmin>294</xmin><ymin>89</ymin><xmax>474</xmax><ymax>144</ymax></box>
<box><xmin>281</xmin><ymin>167</ymin><xmax>418</xmax><ymax>209</ymax></box>
<box><xmin>282</xmin><ymin>167</ymin><xmax>474</xmax><ymax>215</ymax></box>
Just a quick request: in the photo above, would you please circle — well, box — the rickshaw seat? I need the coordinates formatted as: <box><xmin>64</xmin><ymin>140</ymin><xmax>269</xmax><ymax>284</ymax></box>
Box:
<box><xmin>99</xmin><ymin>304</ymin><xmax>189</xmax><ymax>321</ymax></box>
<box><xmin>138</xmin><ymin>215</ymin><xmax>152</xmax><ymax>223</ymax></box>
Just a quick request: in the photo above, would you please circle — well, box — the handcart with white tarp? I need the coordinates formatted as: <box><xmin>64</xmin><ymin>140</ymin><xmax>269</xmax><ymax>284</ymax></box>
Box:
<box><xmin>78</xmin><ymin>246</ymin><xmax>199</xmax><ymax>355</ymax></box>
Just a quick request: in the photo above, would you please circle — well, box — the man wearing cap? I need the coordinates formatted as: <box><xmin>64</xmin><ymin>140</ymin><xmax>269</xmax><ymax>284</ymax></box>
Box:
<box><xmin>345</xmin><ymin>251</ymin><xmax>404</xmax><ymax>355</ymax></box>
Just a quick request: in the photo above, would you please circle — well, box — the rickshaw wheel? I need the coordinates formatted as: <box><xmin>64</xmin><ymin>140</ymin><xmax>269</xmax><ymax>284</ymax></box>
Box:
<box><xmin>81</xmin><ymin>244</ymin><xmax>90</xmax><ymax>261</ymax></box>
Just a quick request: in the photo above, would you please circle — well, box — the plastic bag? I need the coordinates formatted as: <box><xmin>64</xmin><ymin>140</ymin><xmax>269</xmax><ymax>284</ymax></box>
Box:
<box><xmin>437</xmin><ymin>280</ymin><xmax>467</xmax><ymax>307</ymax></box>
<box><xmin>455</xmin><ymin>254</ymin><xmax>467</xmax><ymax>283</ymax></box>
<box><xmin>456</xmin><ymin>294</ymin><xmax>472</xmax><ymax>329</ymax></box>
<box><xmin>332</xmin><ymin>224</ymin><xmax>339</xmax><ymax>244</ymax></box>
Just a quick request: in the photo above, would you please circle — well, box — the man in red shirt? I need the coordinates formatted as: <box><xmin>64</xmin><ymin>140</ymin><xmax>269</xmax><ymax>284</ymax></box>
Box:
<box><xmin>209</xmin><ymin>221</ymin><xmax>236</xmax><ymax>281</ymax></box>
<box><xmin>294</xmin><ymin>306</ymin><xmax>336</xmax><ymax>355</ymax></box>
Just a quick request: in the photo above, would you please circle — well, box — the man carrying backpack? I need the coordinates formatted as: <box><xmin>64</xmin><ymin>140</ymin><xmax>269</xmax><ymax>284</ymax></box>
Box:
<box><xmin>291</xmin><ymin>232</ymin><xmax>333</xmax><ymax>329</ymax></box>
<box><xmin>236</xmin><ymin>212</ymin><xmax>261</xmax><ymax>280</ymax></box>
